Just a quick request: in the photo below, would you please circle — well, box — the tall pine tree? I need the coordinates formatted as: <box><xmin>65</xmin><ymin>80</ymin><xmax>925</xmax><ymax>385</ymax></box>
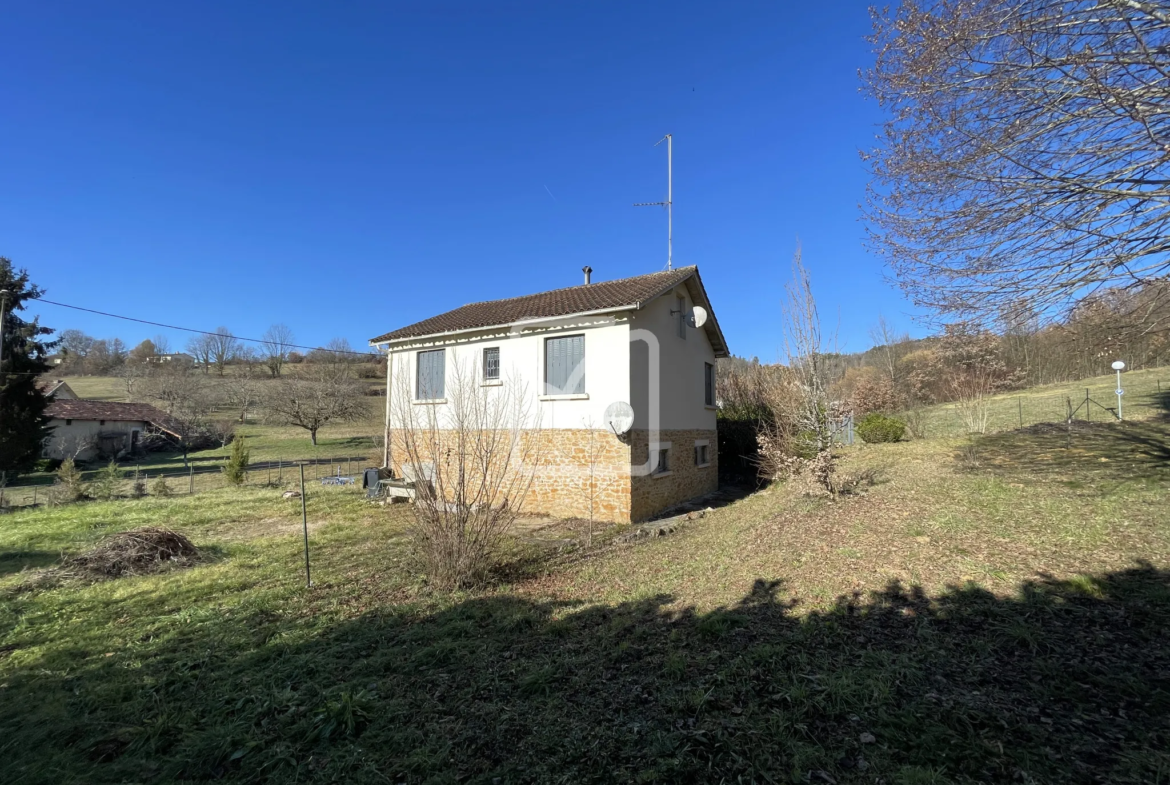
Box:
<box><xmin>0</xmin><ymin>258</ymin><xmax>55</xmax><ymax>475</ymax></box>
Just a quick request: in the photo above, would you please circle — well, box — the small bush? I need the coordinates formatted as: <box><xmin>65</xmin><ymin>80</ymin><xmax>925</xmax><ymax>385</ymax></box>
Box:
<box><xmin>51</xmin><ymin>458</ymin><xmax>86</xmax><ymax>504</ymax></box>
<box><xmin>223</xmin><ymin>435</ymin><xmax>250</xmax><ymax>486</ymax></box>
<box><xmin>88</xmin><ymin>460</ymin><xmax>122</xmax><ymax>501</ymax></box>
<box><xmin>151</xmin><ymin>475</ymin><xmax>173</xmax><ymax>497</ymax></box>
<box><xmin>856</xmin><ymin>413</ymin><xmax>906</xmax><ymax>444</ymax></box>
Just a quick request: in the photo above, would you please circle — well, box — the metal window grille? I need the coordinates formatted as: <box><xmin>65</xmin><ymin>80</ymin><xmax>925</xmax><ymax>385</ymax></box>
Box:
<box><xmin>483</xmin><ymin>347</ymin><xmax>500</xmax><ymax>380</ymax></box>
<box><xmin>545</xmin><ymin>335</ymin><xmax>585</xmax><ymax>394</ymax></box>
<box><xmin>416</xmin><ymin>349</ymin><xmax>445</xmax><ymax>399</ymax></box>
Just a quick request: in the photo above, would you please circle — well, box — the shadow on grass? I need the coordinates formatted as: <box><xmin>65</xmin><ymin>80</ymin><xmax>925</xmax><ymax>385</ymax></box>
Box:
<box><xmin>972</xmin><ymin>417</ymin><xmax>1170</xmax><ymax>482</ymax></box>
<box><xmin>3</xmin><ymin>565</ymin><xmax>1170</xmax><ymax>783</ymax></box>
<box><xmin>0</xmin><ymin>550</ymin><xmax>59</xmax><ymax>578</ymax></box>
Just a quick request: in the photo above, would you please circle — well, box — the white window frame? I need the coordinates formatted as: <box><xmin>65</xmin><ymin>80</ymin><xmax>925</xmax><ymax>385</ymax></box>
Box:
<box><xmin>414</xmin><ymin>348</ymin><xmax>447</xmax><ymax>403</ymax></box>
<box><xmin>482</xmin><ymin>346</ymin><xmax>502</xmax><ymax>386</ymax></box>
<box><xmin>541</xmin><ymin>333</ymin><xmax>588</xmax><ymax>400</ymax></box>
<box><xmin>694</xmin><ymin>439</ymin><xmax>711</xmax><ymax>468</ymax></box>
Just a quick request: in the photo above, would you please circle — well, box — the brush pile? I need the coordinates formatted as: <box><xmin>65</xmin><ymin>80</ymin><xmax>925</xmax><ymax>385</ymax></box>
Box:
<box><xmin>13</xmin><ymin>528</ymin><xmax>203</xmax><ymax>594</ymax></box>
<box><xmin>64</xmin><ymin>527</ymin><xmax>202</xmax><ymax>579</ymax></box>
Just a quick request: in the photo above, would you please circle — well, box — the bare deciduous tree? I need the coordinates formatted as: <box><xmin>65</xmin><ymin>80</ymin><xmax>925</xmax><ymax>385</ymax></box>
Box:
<box><xmin>756</xmin><ymin>246</ymin><xmax>846</xmax><ymax>493</ymax></box>
<box><xmin>140</xmin><ymin>364</ymin><xmax>220</xmax><ymax>465</ymax></box>
<box><xmin>390</xmin><ymin>357</ymin><xmax>542</xmax><ymax>589</ymax></box>
<box><xmin>865</xmin><ymin>0</ymin><xmax>1170</xmax><ymax>325</ymax></box>
<box><xmin>208</xmin><ymin>327</ymin><xmax>239</xmax><ymax>377</ymax></box>
<box><xmin>263</xmin><ymin>364</ymin><xmax>365</xmax><ymax>444</ymax></box>
<box><xmin>186</xmin><ymin>334</ymin><xmax>213</xmax><ymax>374</ymax></box>
<box><xmin>261</xmin><ymin>323</ymin><xmax>295</xmax><ymax>378</ymax></box>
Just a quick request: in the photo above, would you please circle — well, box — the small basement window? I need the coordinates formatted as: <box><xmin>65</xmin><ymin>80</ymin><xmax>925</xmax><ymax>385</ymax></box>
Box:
<box><xmin>65</xmin><ymin>419</ymin><xmax>72</xmax><ymax>426</ymax></box>
<box><xmin>483</xmin><ymin>347</ymin><xmax>500</xmax><ymax>381</ymax></box>
<box><xmin>654</xmin><ymin>447</ymin><xmax>670</xmax><ymax>475</ymax></box>
<box><xmin>99</xmin><ymin>420</ymin><xmax>106</xmax><ymax>426</ymax></box>
<box><xmin>694</xmin><ymin>443</ymin><xmax>709</xmax><ymax>467</ymax></box>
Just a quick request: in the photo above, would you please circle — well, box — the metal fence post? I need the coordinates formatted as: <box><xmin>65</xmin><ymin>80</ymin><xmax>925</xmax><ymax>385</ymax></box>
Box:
<box><xmin>189</xmin><ymin>465</ymin><xmax>194</xmax><ymax>494</ymax></box>
<box><xmin>1018</xmin><ymin>397</ymin><xmax>1023</xmax><ymax>428</ymax></box>
<box><xmin>300</xmin><ymin>464</ymin><xmax>311</xmax><ymax>588</ymax></box>
<box><xmin>1086</xmin><ymin>388</ymin><xmax>1090</xmax><ymax>422</ymax></box>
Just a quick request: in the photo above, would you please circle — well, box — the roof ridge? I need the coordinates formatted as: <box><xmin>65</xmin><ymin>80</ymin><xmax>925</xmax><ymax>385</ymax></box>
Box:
<box><xmin>450</xmin><ymin>265</ymin><xmax>695</xmax><ymax>311</ymax></box>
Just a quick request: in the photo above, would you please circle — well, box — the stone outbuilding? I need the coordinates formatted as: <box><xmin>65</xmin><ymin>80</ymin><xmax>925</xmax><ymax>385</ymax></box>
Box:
<box><xmin>43</xmin><ymin>400</ymin><xmax>180</xmax><ymax>462</ymax></box>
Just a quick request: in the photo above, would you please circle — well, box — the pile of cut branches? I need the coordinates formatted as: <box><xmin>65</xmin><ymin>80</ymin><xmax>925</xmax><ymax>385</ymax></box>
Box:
<box><xmin>14</xmin><ymin>528</ymin><xmax>202</xmax><ymax>593</ymax></box>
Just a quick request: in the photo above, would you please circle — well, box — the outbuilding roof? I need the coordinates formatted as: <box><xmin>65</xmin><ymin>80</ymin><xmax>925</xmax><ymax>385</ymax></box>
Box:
<box><xmin>369</xmin><ymin>266</ymin><xmax>728</xmax><ymax>356</ymax></box>
<box><xmin>45</xmin><ymin>400</ymin><xmax>182</xmax><ymax>437</ymax></box>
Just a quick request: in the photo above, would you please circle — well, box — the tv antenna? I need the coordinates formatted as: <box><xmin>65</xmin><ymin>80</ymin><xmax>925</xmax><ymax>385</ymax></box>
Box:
<box><xmin>634</xmin><ymin>133</ymin><xmax>672</xmax><ymax>271</ymax></box>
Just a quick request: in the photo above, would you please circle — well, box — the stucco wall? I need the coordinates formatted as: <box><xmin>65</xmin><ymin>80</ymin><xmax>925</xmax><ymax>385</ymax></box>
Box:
<box><xmin>385</xmin><ymin>313</ymin><xmax>633</xmax><ymax>432</ymax></box>
<box><xmin>628</xmin><ymin>286</ymin><xmax>719</xmax><ymax>432</ymax></box>
<box><xmin>43</xmin><ymin>419</ymin><xmax>147</xmax><ymax>461</ymax></box>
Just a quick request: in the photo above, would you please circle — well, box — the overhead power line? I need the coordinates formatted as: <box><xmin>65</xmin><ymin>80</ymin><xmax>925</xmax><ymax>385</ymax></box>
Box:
<box><xmin>29</xmin><ymin>297</ymin><xmax>375</xmax><ymax>357</ymax></box>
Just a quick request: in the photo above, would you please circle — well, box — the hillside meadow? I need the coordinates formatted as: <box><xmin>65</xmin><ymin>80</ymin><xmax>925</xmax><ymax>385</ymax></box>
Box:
<box><xmin>2</xmin><ymin>368</ymin><xmax>1169</xmax><ymax>783</ymax></box>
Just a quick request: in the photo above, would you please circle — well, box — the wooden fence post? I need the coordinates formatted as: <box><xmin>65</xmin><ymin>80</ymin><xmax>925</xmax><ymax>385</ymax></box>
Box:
<box><xmin>189</xmin><ymin>465</ymin><xmax>195</xmax><ymax>494</ymax></box>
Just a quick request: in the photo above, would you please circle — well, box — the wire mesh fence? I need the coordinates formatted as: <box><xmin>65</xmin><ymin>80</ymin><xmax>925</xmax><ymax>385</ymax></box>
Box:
<box><xmin>0</xmin><ymin>455</ymin><xmax>374</xmax><ymax>511</ymax></box>
<box><xmin>910</xmin><ymin>378</ymin><xmax>1168</xmax><ymax>439</ymax></box>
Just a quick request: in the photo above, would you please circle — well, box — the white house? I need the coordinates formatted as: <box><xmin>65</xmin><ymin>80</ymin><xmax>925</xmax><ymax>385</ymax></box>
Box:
<box><xmin>369</xmin><ymin>266</ymin><xmax>729</xmax><ymax>523</ymax></box>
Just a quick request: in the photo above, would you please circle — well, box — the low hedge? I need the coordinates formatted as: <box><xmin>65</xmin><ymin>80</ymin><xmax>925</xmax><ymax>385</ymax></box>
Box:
<box><xmin>856</xmin><ymin>412</ymin><xmax>906</xmax><ymax>444</ymax></box>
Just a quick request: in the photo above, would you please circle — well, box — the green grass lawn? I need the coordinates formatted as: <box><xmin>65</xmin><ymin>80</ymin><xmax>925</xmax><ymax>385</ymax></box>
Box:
<box><xmin>912</xmin><ymin>366</ymin><xmax>1169</xmax><ymax>437</ymax></box>
<box><xmin>3</xmin><ymin>409</ymin><xmax>1169</xmax><ymax>783</ymax></box>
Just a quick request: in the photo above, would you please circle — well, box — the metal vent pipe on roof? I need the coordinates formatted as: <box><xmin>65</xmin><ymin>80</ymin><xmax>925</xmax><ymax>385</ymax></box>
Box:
<box><xmin>582</xmin><ymin>266</ymin><xmax>593</xmax><ymax>285</ymax></box>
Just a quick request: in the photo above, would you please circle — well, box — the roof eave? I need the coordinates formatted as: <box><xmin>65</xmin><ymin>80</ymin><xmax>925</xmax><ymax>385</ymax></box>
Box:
<box><xmin>369</xmin><ymin>304</ymin><xmax>637</xmax><ymax>347</ymax></box>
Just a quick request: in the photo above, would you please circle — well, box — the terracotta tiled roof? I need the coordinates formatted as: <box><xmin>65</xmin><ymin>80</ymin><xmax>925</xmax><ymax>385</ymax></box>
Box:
<box><xmin>370</xmin><ymin>266</ymin><xmax>728</xmax><ymax>355</ymax></box>
<box><xmin>45</xmin><ymin>400</ymin><xmax>182</xmax><ymax>436</ymax></box>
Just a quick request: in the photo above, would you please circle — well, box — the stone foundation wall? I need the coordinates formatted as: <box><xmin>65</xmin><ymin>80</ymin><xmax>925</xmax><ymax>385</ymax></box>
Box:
<box><xmin>388</xmin><ymin>428</ymin><xmax>633</xmax><ymax>523</ymax></box>
<box><xmin>386</xmin><ymin>427</ymin><xmax>719</xmax><ymax>524</ymax></box>
<box><xmin>629</xmin><ymin>429</ymin><xmax>719</xmax><ymax>522</ymax></box>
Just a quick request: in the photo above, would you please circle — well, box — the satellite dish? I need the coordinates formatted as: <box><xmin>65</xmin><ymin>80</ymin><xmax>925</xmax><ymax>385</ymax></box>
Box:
<box><xmin>1112</xmin><ymin>360</ymin><xmax>1126</xmax><ymax>370</ymax></box>
<box><xmin>691</xmin><ymin>306</ymin><xmax>708</xmax><ymax>328</ymax></box>
<box><xmin>603</xmin><ymin>401</ymin><xmax>635</xmax><ymax>436</ymax></box>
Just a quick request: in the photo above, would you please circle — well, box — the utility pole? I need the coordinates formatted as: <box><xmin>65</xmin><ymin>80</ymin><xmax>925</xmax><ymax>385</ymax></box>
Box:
<box><xmin>635</xmin><ymin>134</ymin><xmax>673</xmax><ymax>271</ymax></box>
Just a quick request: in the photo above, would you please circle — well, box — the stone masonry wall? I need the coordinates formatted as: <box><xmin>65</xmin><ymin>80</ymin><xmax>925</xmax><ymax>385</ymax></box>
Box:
<box><xmin>386</xmin><ymin>427</ymin><xmax>718</xmax><ymax>524</ymax></box>
<box><xmin>629</xmin><ymin>429</ymin><xmax>719</xmax><ymax>522</ymax></box>
<box><xmin>388</xmin><ymin>428</ymin><xmax>633</xmax><ymax>523</ymax></box>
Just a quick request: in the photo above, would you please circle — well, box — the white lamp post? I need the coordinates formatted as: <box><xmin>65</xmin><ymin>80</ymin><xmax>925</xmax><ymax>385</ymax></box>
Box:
<box><xmin>1111</xmin><ymin>360</ymin><xmax>1126</xmax><ymax>420</ymax></box>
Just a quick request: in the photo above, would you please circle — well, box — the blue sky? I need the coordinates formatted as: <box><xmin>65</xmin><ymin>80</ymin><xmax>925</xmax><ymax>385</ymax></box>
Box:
<box><xmin>1</xmin><ymin>1</ymin><xmax>921</xmax><ymax>361</ymax></box>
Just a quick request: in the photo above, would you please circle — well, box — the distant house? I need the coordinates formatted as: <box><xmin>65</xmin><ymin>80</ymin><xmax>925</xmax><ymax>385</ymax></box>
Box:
<box><xmin>37</xmin><ymin>379</ymin><xmax>78</xmax><ymax>400</ymax></box>
<box><xmin>369</xmin><ymin>266</ymin><xmax>729</xmax><ymax>523</ymax></box>
<box><xmin>150</xmin><ymin>352</ymin><xmax>195</xmax><ymax>364</ymax></box>
<box><xmin>43</xmin><ymin>400</ymin><xmax>181</xmax><ymax>461</ymax></box>
<box><xmin>45</xmin><ymin>354</ymin><xmax>65</xmax><ymax>366</ymax></box>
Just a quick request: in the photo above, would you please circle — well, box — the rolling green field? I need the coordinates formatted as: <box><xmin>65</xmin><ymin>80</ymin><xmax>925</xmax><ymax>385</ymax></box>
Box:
<box><xmin>912</xmin><ymin>366</ymin><xmax>1168</xmax><ymax>437</ymax></box>
<box><xmin>2</xmin><ymin>395</ymin><xmax>1169</xmax><ymax>782</ymax></box>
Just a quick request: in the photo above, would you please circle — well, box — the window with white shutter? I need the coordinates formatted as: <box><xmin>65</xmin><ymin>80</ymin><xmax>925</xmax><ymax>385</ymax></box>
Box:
<box><xmin>544</xmin><ymin>335</ymin><xmax>585</xmax><ymax>395</ymax></box>
<box><xmin>416</xmin><ymin>349</ymin><xmax>445</xmax><ymax>400</ymax></box>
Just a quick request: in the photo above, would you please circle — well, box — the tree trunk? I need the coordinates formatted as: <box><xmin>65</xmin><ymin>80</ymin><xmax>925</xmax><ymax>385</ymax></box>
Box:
<box><xmin>310</xmin><ymin>428</ymin><xmax>318</xmax><ymax>446</ymax></box>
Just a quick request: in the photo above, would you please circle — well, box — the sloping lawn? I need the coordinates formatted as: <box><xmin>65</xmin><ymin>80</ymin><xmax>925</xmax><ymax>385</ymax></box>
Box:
<box><xmin>2</xmin><ymin>422</ymin><xmax>1169</xmax><ymax>783</ymax></box>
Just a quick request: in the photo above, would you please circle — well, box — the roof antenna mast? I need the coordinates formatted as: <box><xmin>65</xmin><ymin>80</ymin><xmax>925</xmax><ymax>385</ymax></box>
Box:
<box><xmin>634</xmin><ymin>133</ymin><xmax>672</xmax><ymax>271</ymax></box>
